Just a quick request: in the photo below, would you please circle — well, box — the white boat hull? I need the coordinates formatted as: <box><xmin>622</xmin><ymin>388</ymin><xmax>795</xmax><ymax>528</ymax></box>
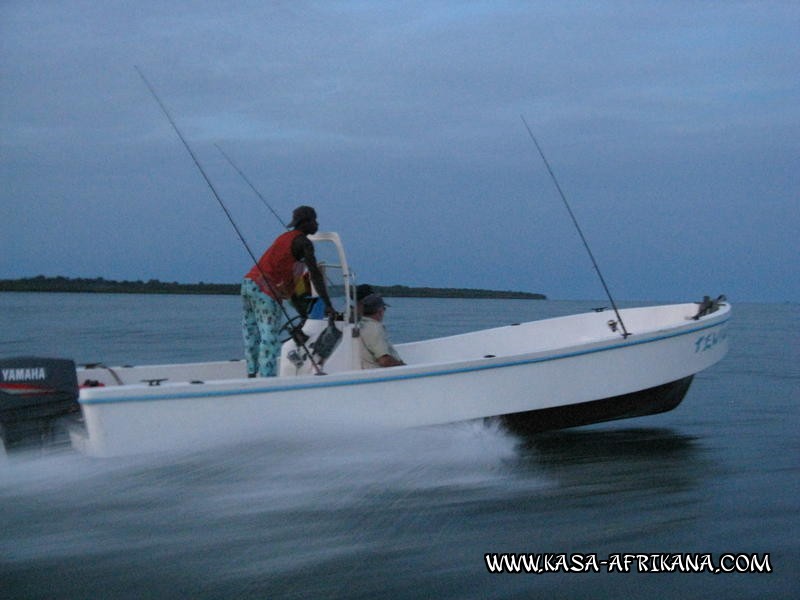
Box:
<box><xmin>67</xmin><ymin>301</ymin><xmax>730</xmax><ymax>457</ymax></box>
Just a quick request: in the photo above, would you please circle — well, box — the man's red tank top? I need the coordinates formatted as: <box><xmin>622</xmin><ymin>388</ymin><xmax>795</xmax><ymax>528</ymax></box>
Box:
<box><xmin>245</xmin><ymin>230</ymin><xmax>305</xmax><ymax>300</ymax></box>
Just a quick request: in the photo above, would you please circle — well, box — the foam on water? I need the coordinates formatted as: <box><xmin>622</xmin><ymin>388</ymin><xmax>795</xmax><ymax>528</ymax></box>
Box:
<box><xmin>1</xmin><ymin>295</ymin><xmax>797</xmax><ymax>599</ymax></box>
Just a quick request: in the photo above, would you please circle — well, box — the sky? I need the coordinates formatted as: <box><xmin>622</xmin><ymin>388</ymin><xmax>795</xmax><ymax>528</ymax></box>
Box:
<box><xmin>1</xmin><ymin>1</ymin><xmax>798</xmax><ymax>302</ymax></box>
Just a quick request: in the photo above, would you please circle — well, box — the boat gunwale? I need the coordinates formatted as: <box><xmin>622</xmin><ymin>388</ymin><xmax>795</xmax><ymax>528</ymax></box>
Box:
<box><xmin>78</xmin><ymin>307</ymin><xmax>730</xmax><ymax>406</ymax></box>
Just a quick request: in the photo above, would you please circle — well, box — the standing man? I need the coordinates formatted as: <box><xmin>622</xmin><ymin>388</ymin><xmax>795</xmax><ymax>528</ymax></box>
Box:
<box><xmin>358</xmin><ymin>293</ymin><xmax>405</xmax><ymax>368</ymax></box>
<box><xmin>242</xmin><ymin>205</ymin><xmax>335</xmax><ymax>377</ymax></box>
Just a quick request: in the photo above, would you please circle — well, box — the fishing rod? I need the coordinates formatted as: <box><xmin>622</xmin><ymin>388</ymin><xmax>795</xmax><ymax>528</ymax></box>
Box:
<box><xmin>215</xmin><ymin>143</ymin><xmax>288</xmax><ymax>228</ymax></box>
<box><xmin>134</xmin><ymin>66</ymin><xmax>326</xmax><ymax>374</ymax></box>
<box><xmin>520</xmin><ymin>115</ymin><xmax>630</xmax><ymax>338</ymax></box>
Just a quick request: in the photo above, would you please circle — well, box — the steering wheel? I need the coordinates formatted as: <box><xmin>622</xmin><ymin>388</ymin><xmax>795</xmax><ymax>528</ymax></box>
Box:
<box><xmin>279</xmin><ymin>315</ymin><xmax>307</xmax><ymax>344</ymax></box>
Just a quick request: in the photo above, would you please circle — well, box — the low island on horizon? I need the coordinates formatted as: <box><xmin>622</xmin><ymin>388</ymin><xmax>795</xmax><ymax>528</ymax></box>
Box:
<box><xmin>0</xmin><ymin>275</ymin><xmax>547</xmax><ymax>300</ymax></box>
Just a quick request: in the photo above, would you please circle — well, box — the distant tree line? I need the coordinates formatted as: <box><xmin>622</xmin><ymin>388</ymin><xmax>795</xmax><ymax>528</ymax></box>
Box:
<box><xmin>366</xmin><ymin>285</ymin><xmax>546</xmax><ymax>300</ymax></box>
<box><xmin>0</xmin><ymin>276</ymin><xmax>239</xmax><ymax>295</ymax></box>
<box><xmin>0</xmin><ymin>276</ymin><xmax>546</xmax><ymax>300</ymax></box>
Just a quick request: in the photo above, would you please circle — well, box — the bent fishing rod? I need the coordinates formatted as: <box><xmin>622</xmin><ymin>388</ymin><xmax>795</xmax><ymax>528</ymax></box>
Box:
<box><xmin>134</xmin><ymin>66</ymin><xmax>326</xmax><ymax>374</ymax></box>
<box><xmin>520</xmin><ymin>115</ymin><xmax>630</xmax><ymax>338</ymax></box>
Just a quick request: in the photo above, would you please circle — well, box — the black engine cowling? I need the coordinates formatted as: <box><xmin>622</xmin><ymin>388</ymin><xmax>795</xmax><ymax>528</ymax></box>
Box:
<box><xmin>0</xmin><ymin>357</ymin><xmax>80</xmax><ymax>451</ymax></box>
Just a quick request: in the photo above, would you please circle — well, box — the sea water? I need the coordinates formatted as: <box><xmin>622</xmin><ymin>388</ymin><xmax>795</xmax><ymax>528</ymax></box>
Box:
<box><xmin>1</xmin><ymin>293</ymin><xmax>798</xmax><ymax>599</ymax></box>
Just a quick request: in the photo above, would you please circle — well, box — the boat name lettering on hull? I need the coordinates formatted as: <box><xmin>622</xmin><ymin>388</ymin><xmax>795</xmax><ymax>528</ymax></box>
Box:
<box><xmin>694</xmin><ymin>329</ymin><xmax>727</xmax><ymax>353</ymax></box>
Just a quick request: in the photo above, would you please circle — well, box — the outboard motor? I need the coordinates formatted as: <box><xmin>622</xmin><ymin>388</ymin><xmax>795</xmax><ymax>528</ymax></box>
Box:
<box><xmin>0</xmin><ymin>357</ymin><xmax>80</xmax><ymax>452</ymax></box>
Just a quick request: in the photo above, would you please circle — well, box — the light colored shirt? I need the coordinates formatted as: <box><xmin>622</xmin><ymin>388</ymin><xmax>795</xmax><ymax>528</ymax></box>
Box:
<box><xmin>358</xmin><ymin>316</ymin><xmax>402</xmax><ymax>369</ymax></box>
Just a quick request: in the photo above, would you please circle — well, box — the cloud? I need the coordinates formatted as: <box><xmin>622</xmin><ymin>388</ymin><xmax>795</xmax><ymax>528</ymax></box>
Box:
<box><xmin>1</xmin><ymin>1</ymin><xmax>798</xmax><ymax>301</ymax></box>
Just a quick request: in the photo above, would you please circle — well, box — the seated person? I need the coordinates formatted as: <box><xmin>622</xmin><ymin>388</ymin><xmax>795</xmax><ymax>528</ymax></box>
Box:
<box><xmin>353</xmin><ymin>283</ymin><xmax>375</xmax><ymax>320</ymax></box>
<box><xmin>358</xmin><ymin>294</ymin><xmax>405</xmax><ymax>368</ymax></box>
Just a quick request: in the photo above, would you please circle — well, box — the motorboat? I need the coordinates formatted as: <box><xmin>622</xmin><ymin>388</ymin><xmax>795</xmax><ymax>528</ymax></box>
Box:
<box><xmin>0</xmin><ymin>232</ymin><xmax>730</xmax><ymax>457</ymax></box>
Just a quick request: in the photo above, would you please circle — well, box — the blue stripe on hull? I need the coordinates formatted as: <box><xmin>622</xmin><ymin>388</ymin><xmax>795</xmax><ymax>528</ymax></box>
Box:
<box><xmin>80</xmin><ymin>316</ymin><xmax>729</xmax><ymax>406</ymax></box>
